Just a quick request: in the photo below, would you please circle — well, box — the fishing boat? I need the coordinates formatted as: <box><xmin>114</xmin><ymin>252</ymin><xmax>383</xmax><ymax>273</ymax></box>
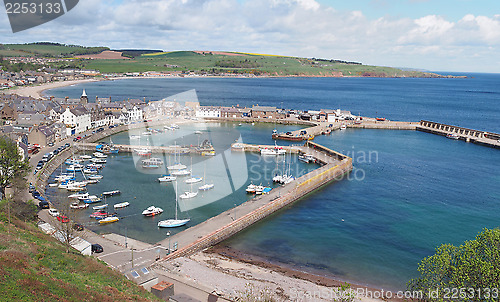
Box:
<box><xmin>70</xmin><ymin>202</ymin><xmax>89</xmax><ymax>209</ymax></box>
<box><xmin>102</xmin><ymin>190</ymin><xmax>120</xmax><ymax>196</ymax></box>
<box><xmin>376</xmin><ymin>117</ymin><xmax>386</xmax><ymax>121</ymax></box>
<box><xmin>93</xmin><ymin>152</ymin><xmax>108</xmax><ymax>158</ymax></box>
<box><xmin>158</xmin><ymin>182</ymin><xmax>190</xmax><ymax>228</ymax></box>
<box><xmin>171</xmin><ymin>169</ymin><xmax>191</xmax><ymax>176</ymax></box>
<box><xmin>90</xmin><ymin>211</ymin><xmax>108</xmax><ymax>219</ymax></box>
<box><xmin>298</xmin><ymin>153</ymin><xmax>315</xmax><ymax>163</ymax></box>
<box><xmin>158</xmin><ymin>175</ymin><xmax>177</xmax><ymax>182</ymax></box>
<box><xmin>114</xmin><ymin>201</ymin><xmax>130</xmax><ymax>209</ymax></box>
<box><xmin>260</xmin><ymin>148</ymin><xmax>277</xmax><ymax>156</ymax></box>
<box><xmin>447</xmin><ymin>133</ymin><xmax>460</xmax><ymax>140</ymax></box>
<box><xmin>82</xmin><ymin>196</ymin><xmax>102</xmax><ymax>204</ymax></box>
<box><xmin>141</xmin><ymin>157</ymin><xmax>164</xmax><ymax>169</ymax></box>
<box><xmin>66</xmin><ymin>164</ymin><xmax>84</xmax><ymax>172</ymax></box>
<box><xmin>134</xmin><ymin>148</ymin><xmax>152</xmax><ymax>156</ymax></box>
<box><xmin>90</xmin><ymin>158</ymin><xmax>107</xmax><ymax>164</ymax></box>
<box><xmin>142</xmin><ymin>206</ymin><xmax>163</xmax><ymax>216</ymax></box>
<box><xmin>246</xmin><ymin>183</ymin><xmax>258</xmax><ymax>193</ymax></box>
<box><xmin>99</xmin><ymin>216</ymin><xmax>119</xmax><ymax>224</ymax></box>
<box><xmin>185</xmin><ymin>177</ymin><xmax>203</xmax><ymax>184</ymax></box>
<box><xmin>92</xmin><ymin>204</ymin><xmax>108</xmax><ymax>210</ymax></box>
<box><xmin>68</xmin><ymin>192</ymin><xmax>89</xmax><ymax>199</ymax></box>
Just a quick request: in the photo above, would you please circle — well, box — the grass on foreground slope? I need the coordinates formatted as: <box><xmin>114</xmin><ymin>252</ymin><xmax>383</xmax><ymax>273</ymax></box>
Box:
<box><xmin>0</xmin><ymin>199</ymin><xmax>160</xmax><ymax>301</ymax></box>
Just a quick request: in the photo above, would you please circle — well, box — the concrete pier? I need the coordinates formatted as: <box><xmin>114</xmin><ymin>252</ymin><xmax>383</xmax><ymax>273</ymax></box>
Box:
<box><xmin>155</xmin><ymin>141</ymin><xmax>352</xmax><ymax>264</ymax></box>
<box><xmin>417</xmin><ymin>120</ymin><xmax>500</xmax><ymax>148</ymax></box>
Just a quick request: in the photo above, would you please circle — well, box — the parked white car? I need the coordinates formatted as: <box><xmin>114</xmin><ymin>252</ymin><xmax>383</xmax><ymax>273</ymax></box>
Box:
<box><xmin>48</xmin><ymin>209</ymin><xmax>59</xmax><ymax>217</ymax></box>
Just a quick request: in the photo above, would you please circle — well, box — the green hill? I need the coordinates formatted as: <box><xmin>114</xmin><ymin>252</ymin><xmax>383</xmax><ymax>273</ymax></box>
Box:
<box><xmin>0</xmin><ymin>199</ymin><xmax>160</xmax><ymax>301</ymax></box>
<box><xmin>0</xmin><ymin>43</ymin><xmax>453</xmax><ymax>78</ymax></box>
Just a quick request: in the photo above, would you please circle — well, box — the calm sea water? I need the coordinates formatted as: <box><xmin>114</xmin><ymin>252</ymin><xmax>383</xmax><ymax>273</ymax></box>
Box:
<box><xmin>46</xmin><ymin>74</ymin><xmax>500</xmax><ymax>290</ymax></box>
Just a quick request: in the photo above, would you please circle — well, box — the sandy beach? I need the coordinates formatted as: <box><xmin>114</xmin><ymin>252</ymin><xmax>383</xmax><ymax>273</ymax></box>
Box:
<box><xmin>5</xmin><ymin>78</ymin><xmax>103</xmax><ymax>99</ymax></box>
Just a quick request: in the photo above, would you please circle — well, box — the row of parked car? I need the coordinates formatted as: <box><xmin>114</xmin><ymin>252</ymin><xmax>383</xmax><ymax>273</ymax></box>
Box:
<box><xmin>34</xmin><ymin>143</ymin><xmax>71</xmax><ymax>174</ymax></box>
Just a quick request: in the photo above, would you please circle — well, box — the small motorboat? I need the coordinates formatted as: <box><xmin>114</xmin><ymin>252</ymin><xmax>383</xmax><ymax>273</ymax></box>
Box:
<box><xmin>185</xmin><ymin>177</ymin><xmax>203</xmax><ymax>184</ymax></box>
<box><xmin>447</xmin><ymin>133</ymin><xmax>460</xmax><ymax>140</ymax></box>
<box><xmin>93</xmin><ymin>152</ymin><xmax>108</xmax><ymax>158</ymax></box>
<box><xmin>298</xmin><ymin>154</ymin><xmax>315</xmax><ymax>163</ymax></box>
<box><xmin>142</xmin><ymin>206</ymin><xmax>163</xmax><ymax>216</ymax></box>
<box><xmin>82</xmin><ymin>196</ymin><xmax>102</xmax><ymax>204</ymax></box>
<box><xmin>158</xmin><ymin>175</ymin><xmax>176</xmax><ymax>182</ymax></box>
<box><xmin>90</xmin><ymin>210</ymin><xmax>108</xmax><ymax>218</ymax></box>
<box><xmin>114</xmin><ymin>202</ymin><xmax>130</xmax><ymax>209</ymax></box>
<box><xmin>92</xmin><ymin>204</ymin><xmax>108</xmax><ymax>210</ymax></box>
<box><xmin>179</xmin><ymin>191</ymin><xmax>198</xmax><ymax>199</ymax></box>
<box><xmin>70</xmin><ymin>202</ymin><xmax>89</xmax><ymax>209</ymax></box>
<box><xmin>198</xmin><ymin>183</ymin><xmax>215</xmax><ymax>191</ymax></box>
<box><xmin>68</xmin><ymin>192</ymin><xmax>89</xmax><ymax>199</ymax></box>
<box><xmin>99</xmin><ymin>216</ymin><xmax>119</xmax><ymax>224</ymax></box>
<box><xmin>79</xmin><ymin>155</ymin><xmax>92</xmax><ymax>160</ymax></box>
<box><xmin>171</xmin><ymin>169</ymin><xmax>191</xmax><ymax>176</ymax></box>
<box><xmin>102</xmin><ymin>190</ymin><xmax>120</xmax><ymax>196</ymax></box>
<box><xmin>88</xmin><ymin>174</ymin><xmax>103</xmax><ymax>180</ymax></box>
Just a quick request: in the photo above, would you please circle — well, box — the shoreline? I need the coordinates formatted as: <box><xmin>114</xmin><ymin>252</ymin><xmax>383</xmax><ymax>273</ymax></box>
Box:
<box><xmin>206</xmin><ymin>245</ymin><xmax>404</xmax><ymax>301</ymax></box>
<box><xmin>5</xmin><ymin>78</ymin><xmax>103</xmax><ymax>99</ymax></box>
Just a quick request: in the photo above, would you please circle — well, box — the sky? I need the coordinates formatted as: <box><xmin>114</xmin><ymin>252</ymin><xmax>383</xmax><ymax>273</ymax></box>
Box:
<box><xmin>1</xmin><ymin>0</ymin><xmax>500</xmax><ymax>73</ymax></box>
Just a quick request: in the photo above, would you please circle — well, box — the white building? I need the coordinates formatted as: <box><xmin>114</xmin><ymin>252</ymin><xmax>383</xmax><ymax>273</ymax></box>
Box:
<box><xmin>122</xmin><ymin>104</ymin><xmax>143</xmax><ymax>123</ymax></box>
<box><xmin>60</xmin><ymin>106</ymin><xmax>91</xmax><ymax>136</ymax></box>
<box><xmin>196</xmin><ymin>106</ymin><xmax>221</xmax><ymax>118</ymax></box>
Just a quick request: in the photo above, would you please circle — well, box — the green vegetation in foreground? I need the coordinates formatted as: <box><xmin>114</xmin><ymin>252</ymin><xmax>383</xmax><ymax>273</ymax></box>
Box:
<box><xmin>408</xmin><ymin>228</ymin><xmax>500</xmax><ymax>301</ymax></box>
<box><xmin>0</xmin><ymin>199</ymin><xmax>161</xmax><ymax>301</ymax></box>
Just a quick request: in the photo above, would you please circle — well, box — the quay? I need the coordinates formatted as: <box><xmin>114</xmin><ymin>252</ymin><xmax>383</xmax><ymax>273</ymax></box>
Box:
<box><xmin>417</xmin><ymin>120</ymin><xmax>500</xmax><ymax>148</ymax></box>
<box><xmin>154</xmin><ymin>141</ymin><xmax>352</xmax><ymax>264</ymax></box>
<box><xmin>75</xmin><ymin>142</ymin><xmax>193</xmax><ymax>154</ymax></box>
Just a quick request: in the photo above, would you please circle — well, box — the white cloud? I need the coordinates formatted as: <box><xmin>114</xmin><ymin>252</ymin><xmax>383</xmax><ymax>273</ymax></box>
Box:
<box><xmin>2</xmin><ymin>0</ymin><xmax>500</xmax><ymax>72</ymax></box>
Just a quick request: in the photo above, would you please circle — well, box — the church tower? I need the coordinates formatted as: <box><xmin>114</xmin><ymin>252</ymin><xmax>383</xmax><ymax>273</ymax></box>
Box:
<box><xmin>80</xmin><ymin>89</ymin><xmax>88</xmax><ymax>105</ymax></box>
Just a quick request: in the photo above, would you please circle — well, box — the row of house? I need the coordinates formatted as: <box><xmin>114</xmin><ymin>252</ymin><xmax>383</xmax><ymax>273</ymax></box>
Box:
<box><xmin>194</xmin><ymin>105</ymin><xmax>354</xmax><ymax>122</ymax></box>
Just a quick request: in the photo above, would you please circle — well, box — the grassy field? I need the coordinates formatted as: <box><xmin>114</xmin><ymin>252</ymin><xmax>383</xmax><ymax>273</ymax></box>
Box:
<box><xmin>1</xmin><ymin>43</ymin><xmax>444</xmax><ymax>77</ymax></box>
<box><xmin>0</xmin><ymin>200</ymin><xmax>160</xmax><ymax>301</ymax></box>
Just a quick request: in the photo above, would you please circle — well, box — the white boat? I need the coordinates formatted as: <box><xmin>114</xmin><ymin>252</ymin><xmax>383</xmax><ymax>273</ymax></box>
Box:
<box><xmin>141</xmin><ymin>157</ymin><xmax>164</xmax><ymax>169</ymax></box>
<box><xmin>167</xmin><ymin>163</ymin><xmax>187</xmax><ymax>170</ymax></box>
<box><xmin>70</xmin><ymin>202</ymin><xmax>89</xmax><ymax>209</ymax></box>
<box><xmin>102</xmin><ymin>190</ymin><xmax>120</xmax><ymax>196</ymax></box>
<box><xmin>142</xmin><ymin>131</ymin><xmax>152</xmax><ymax>136</ymax></box>
<box><xmin>185</xmin><ymin>177</ymin><xmax>203</xmax><ymax>184</ymax></box>
<box><xmin>78</xmin><ymin>194</ymin><xmax>98</xmax><ymax>201</ymax></box>
<box><xmin>114</xmin><ymin>202</ymin><xmax>130</xmax><ymax>209</ymax></box>
<box><xmin>130</xmin><ymin>135</ymin><xmax>141</xmax><ymax>140</ymax></box>
<box><xmin>254</xmin><ymin>185</ymin><xmax>266</xmax><ymax>194</ymax></box>
<box><xmin>134</xmin><ymin>148</ymin><xmax>152</xmax><ymax>156</ymax></box>
<box><xmin>199</xmin><ymin>183</ymin><xmax>215</xmax><ymax>191</ymax></box>
<box><xmin>68</xmin><ymin>192</ymin><xmax>89</xmax><ymax>199</ymax></box>
<box><xmin>179</xmin><ymin>191</ymin><xmax>198</xmax><ymax>199</ymax></box>
<box><xmin>99</xmin><ymin>216</ymin><xmax>119</xmax><ymax>224</ymax></box>
<box><xmin>272</xmin><ymin>174</ymin><xmax>283</xmax><ymax>183</ymax></box>
<box><xmin>90</xmin><ymin>158</ymin><xmax>107</xmax><ymax>163</ymax></box>
<box><xmin>86</xmin><ymin>163</ymin><xmax>104</xmax><ymax>169</ymax></box>
<box><xmin>171</xmin><ymin>169</ymin><xmax>191</xmax><ymax>176</ymax></box>
<box><xmin>340</xmin><ymin>124</ymin><xmax>347</xmax><ymax>130</ymax></box>
<box><xmin>93</xmin><ymin>152</ymin><xmax>108</xmax><ymax>158</ymax></box>
<box><xmin>88</xmin><ymin>174</ymin><xmax>103</xmax><ymax>180</ymax></box>
<box><xmin>298</xmin><ymin>154</ymin><xmax>315</xmax><ymax>163</ymax></box>
<box><xmin>48</xmin><ymin>183</ymin><xmax>59</xmax><ymax>187</ymax></box>
<box><xmin>447</xmin><ymin>133</ymin><xmax>460</xmax><ymax>140</ymax></box>
<box><xmin>246</xmin><ymin>183</ymin><xmax>258</xmax><ymax>193</ymax></box>
<box><xmin>282</xmin><ymin>175</ymin><xmax>295</xmax><ymax>184</ymax></box>
<box><xmin>260</xmin><ymin>148</ymin><xmax>277</xmax><ymax>156</ymax></box>
<box><xmin>79</xmin><ymin>154</ymin><xmax>92</xmax><ymax>160</ymax></box>
<box><xmin>142</xmin><ymin>206</ymin><xmax>163</xmax><ymax>216</ymax></box>
<box><xmin>92</xmin><ymin>204</ymin><xmax>108</xmax><ymax>210</ymax></box>
<box><xmin>82</xmin><ymin>196</ymin><xmax>102</xmax><ymax>204</ymax></box>
<box><xmin>83</xmin><ymin>168</ymin><xmax>98</xmax><ymax>174</ymax></box>
<box><xmin>85</xmin><ymin>179</ymin><xmax>99</xmax><ymax>184</ymax></box>
<box><xmin>158</xmin><ymin>175</ymin><xmax>176</xmax><ymax>182</ymax></box>
<box><xmin>170</xmin><ymin>124</ymin><xmax>179</xmax><ymax>129</ymax></box>
<box><xmin>194</xmin><ymin>130</ymin><xmax>202</xmax><ymax>135</ymax></box>
<box><xmin>66</xmin><ymin>164</ymin><xmax>84</xmax><ymax>172</ymax></box>
<box><xmin>158</xmin><ymin>181</ymin><xmax>190</xmax><ymax>228</ymax></box>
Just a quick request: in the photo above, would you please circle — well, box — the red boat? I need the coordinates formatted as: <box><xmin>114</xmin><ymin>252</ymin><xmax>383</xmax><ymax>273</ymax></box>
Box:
<box><xmin>376</xmin><ymin>117</ymin><xmax>386</xmax><ymax>121</ymax></box>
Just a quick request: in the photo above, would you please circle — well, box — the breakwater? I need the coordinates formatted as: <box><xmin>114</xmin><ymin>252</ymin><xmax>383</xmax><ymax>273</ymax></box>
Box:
<box><xmin>155</xmin><ymin>141</ymin><xmax>352</xmax><ymax>264</ymax></box>
<box><xmin>417</xmin><ymin>120</ymin><xmax>500</xmax><ymax>148</ymax></box>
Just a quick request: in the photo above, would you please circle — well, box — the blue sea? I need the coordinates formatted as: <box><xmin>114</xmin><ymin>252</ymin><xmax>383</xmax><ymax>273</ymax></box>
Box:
<box><xmin>45</xmin><ymin>73</ymin><xmax>500</xmax><ymax>290</ymax></box>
